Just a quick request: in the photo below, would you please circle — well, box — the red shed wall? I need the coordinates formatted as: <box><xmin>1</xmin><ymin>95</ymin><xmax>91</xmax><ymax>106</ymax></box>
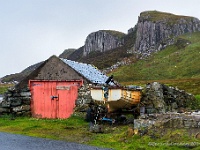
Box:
<box><xmin>29</xmin><ymin>80</ymin><xmax>83</xmax><ymax>119</ymax></box>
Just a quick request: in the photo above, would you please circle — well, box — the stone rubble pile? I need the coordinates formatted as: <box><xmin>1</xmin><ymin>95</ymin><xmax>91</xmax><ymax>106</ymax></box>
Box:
<box><xmin>133</xmin><ymin>82</ymin><xmax>200</xmax><ymax>132</ymax></box>
<box><xmin>141</xmin><ymin>82</ymin><xmax>196</xmax><ymax>113</ymax></box>
<box><xmin>103</xmin><ymin>58</ymin><xmax>132</xmax><ymax>74</ymax></box>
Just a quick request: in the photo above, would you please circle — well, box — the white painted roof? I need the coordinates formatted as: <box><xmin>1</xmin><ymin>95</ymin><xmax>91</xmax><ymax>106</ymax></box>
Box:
<box><xmin>61</xmin><ymin>58</ymin><xmax>112</xmax><ymax>85</ymax></box>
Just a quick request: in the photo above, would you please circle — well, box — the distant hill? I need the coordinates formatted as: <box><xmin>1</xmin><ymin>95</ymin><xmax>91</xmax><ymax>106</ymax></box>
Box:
<box><xmin>2</xmin><ymin>10</ymin><xmax>200</xmax><ymax>83</ymax></box>
<box><xmin>1</xmin><ymin>61</ymin><xmax>43</xmax><ymax>82</ymax></box>
<box><xmin>59</xmin><ymin>48</ymin><xmax>76</xmax><ymax>58</ymax></box>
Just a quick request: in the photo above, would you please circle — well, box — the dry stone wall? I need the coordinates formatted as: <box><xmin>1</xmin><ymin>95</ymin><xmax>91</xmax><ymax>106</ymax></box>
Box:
<box><xmin>75</xmin><ymin>84</ymin><xmax>93</xmax><ymax>112</ymax></box>
<box><xmin>134</xmin><ymin>112</ymin><xmax>200</xmax><ymax>131</ymax></box>
<box><xmin>76</xmin><ymin>84</ymin><xmax>92</xmax><ymax>105</ymax></box>
<box><xmin>0</xmin><ymin>87</ymin><xmax>31</xmax><ymax>116</ymax></box>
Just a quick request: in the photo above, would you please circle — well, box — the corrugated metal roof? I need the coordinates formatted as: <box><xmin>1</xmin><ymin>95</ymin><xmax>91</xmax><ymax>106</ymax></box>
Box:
<box><xmin>61</xmin><ymin>58</ymin><xmax>111</xmax><ymax>85</ymax></box>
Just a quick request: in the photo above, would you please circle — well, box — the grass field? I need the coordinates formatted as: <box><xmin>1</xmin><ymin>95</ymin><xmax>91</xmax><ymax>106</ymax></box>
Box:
<box><xmin>0</xmin><ymin>113</ymin><xmax>199</xmax><ymax>150</ymax></box>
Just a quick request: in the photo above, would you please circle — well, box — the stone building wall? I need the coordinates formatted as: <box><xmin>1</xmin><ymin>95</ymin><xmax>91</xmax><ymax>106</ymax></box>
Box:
<box><xmin>0</xmin><ymin>87</ymin><xmax>31</xmax><ymax>116</ymax></box>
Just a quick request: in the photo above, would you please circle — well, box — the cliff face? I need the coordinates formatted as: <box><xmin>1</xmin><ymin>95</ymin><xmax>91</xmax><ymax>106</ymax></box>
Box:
<box><xmin>134</xmin><ymin>11</ymin><xmax>200</xmax><ymax>57</ymax></box>
<box><xmin>83</xmin><ymin>30</ymin><xmax>125</xmax><ymax>56</ymax></box>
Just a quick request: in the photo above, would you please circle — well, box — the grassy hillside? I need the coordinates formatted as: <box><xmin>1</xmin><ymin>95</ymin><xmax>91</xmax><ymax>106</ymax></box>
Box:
<box><xmin>1</xmin><ymin>61</ymin><xmax>43</xmax><ymax>83</ymax></box>
<box><xmin>59</xmin><ymin>48</ymin><xmax>76</xmax><ymax>58</ymax></box>
<box><xmin>112</xmin><ymin>32</ymin><xmax>200</xmax><ymax>82</ymax></box>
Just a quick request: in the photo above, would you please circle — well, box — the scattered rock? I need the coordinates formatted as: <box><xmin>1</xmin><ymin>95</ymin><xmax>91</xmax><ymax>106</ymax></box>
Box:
<box><xmin>90</xmin><ymin>124</ymin><xmax>103</xmax><ymax>133</ymax></box>
<box><xmin>127</xmin><ymin>127</ymin><xmax>134</xmax><ymax>137</ymax></box>
<box><xmin>196</xmin><ymin>132</ymin><xmax>200</xmax><ymax>139</ymax></box>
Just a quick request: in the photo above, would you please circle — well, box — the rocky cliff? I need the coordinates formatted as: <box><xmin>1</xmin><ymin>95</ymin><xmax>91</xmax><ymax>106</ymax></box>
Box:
<box><xmin>83</xmin><ymin>30</ymin><xmax>125</xmax><ymax>56</ymax></box>
<box><xmin>134</xmin><ymin>11</ymin><xmax>200</xmax><ymax>57</ymax></box>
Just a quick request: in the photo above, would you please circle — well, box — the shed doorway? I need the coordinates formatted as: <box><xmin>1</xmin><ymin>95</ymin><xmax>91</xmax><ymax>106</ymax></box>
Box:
<box><xmin>29</xmin><ymin>80</ymin><xmax>83</xmax><ymax>119</ymax></box>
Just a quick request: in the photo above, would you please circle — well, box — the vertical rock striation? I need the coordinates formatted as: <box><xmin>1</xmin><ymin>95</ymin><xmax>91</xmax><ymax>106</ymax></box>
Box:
<box><xmin>134</xmin><ymin>11</ymin><xmax>200</xmax><ymax>57</ymax></box>
<box><xmin>83</xmin><ymin>30</ymin><xmax>125</xmax><ymax>56</ymax></box>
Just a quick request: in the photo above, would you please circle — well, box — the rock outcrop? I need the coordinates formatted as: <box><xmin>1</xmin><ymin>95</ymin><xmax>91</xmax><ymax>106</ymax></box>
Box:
<box><xmin>83</xmin><ymin>30</ymin><xmax>125</xmax><ymax>56</ymax></box>
<box><xmin>134</xmin><ymin>11</ymin><xmax>200</xmax><ymax>57</ymax></box>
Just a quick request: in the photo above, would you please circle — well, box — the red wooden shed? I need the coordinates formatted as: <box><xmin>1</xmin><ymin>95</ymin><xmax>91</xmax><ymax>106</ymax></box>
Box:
<box><xmin>29</xmin><ymin>80</ymin><xmax>83</xmax><ymax>119</ymax></box>
<box><xmin>15</xmin><ymin>55</ymin><xmax>110</xmax><ymax>119</ymax></box>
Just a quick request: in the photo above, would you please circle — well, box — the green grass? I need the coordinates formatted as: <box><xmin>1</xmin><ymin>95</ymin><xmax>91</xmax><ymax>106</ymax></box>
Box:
<box><xmin>195</xmin><ymin>95</ymin><xmax>200</xmax><ymax>108</ymax></box>
<box><xmin>0</xmin><ymin>83</ymin><xmax>14</xmax><ymax>94</ymax></box>
<box><xmin>140</xmin><ymin>10</ymin><xmax>193</xmax><ymax>24</ymax></box>
<box><xmin>0</xmin><ymin>113</ymin><xmax>199</xmax><ymax>150</ymax></box>
<box><xmin>0</xmin><ymin>113</ymin><xmax>90</xmax><ymax>141</ymax></box>
<box><xmin>112</xmin><ymin>32</ymin><xmax>200</xmax><ymax>89</ymax></box>
<box><xmin>100</xmin><ymin>30</ymin><xmax>126</xmax><ymax>39</ymax></box>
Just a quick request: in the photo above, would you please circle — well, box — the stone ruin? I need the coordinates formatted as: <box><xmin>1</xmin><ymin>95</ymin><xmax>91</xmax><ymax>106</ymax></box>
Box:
<box><xmin>134</xmin><ymin>82</ymin><xmax>200</xmax><ymax>136</ymax></box>
<box><xmin>134</xmin><ymin>112</ymin><xmax>200</xmax><ymax>129</ymax></box>
<box><xmin>140</xmin><ymin>82</ymin><xmax>197</xmax><ymax>113</ymax></box>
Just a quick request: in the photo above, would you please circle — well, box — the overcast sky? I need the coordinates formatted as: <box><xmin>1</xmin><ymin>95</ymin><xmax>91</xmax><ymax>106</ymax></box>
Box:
<box><xmin>1</xmin><ymin>0</ymin><xmax>200</xmax><ymax>78</ymax></box>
